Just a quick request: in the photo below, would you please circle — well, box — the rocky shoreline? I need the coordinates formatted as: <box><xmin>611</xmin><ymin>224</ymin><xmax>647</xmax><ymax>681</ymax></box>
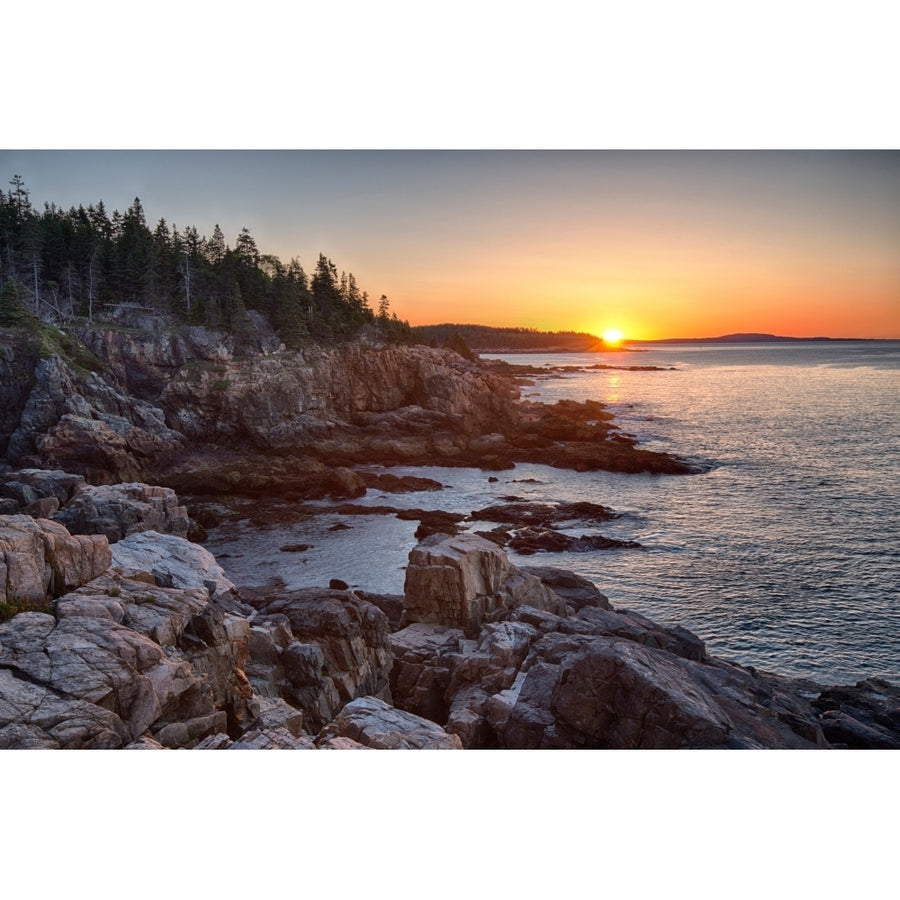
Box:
<box><xmin>1</xmin><ymin>316</ymin><xmax>697</xmax><ymax>492</ymax></box>
<box><xmin>1</xmin><ymin>319</ymin><xmax>897</xmax><ymax>748</ymax></box>
<box><xmin>1</xmin><ymin>493</ymin><xmax>897</xmax><ymax>749</ymax></box>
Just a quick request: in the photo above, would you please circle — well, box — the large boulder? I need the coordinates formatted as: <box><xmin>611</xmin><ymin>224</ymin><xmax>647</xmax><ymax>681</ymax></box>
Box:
<box><xmin>812</xmin><ymin>678</ymin><xmax>900</xmax><ymax>749</ymax></box>
<box><xmin>0</xmin><ymin>513</ymin><xmax>111</xmax><ymax>608</ymax></box>
<box><xmin>315</xmin><ymin>695</ymin><xmax>463</xmax><ymax>749</ymax></box>
<box><xmin>0</xmin><ymin>468</ymin><xmax>85</xmax><ymax>508</ymax></box>
<box><xmin>109</xmin><ymin>530</ymin><xmax>238</xmax><ymax>604</ymax></box>
<box><xmin>53</xmin><ymin>482</ymin><xmax>191</xmax><ymax>542</ymax></box>
<box><xmin>499</xmin><ymin>635</ymin><xmax>733</xmax><ymax>749</ymax></box>
<box><xmin>454</xmin><ymin>608</ymin><xmax>832</xmax><ymax>749</ymax></box>
<box><xmin>403</xmin><ymin>533</ymin><xmax>567</xmax><ymax>636</ymax></box>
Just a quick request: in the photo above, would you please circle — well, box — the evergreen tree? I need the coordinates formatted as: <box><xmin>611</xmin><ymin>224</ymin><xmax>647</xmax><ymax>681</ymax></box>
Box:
<box><xmin>0</xmin><ymin>277</ymin><xmax>36</xmax><ymax>327</ymax></box>
<box><xmin>8</xmin><ymin>175</ymin><xmax>31</xmax><ymax>218</ymax></box>
<box><xmin>207</xmin><ymin>224</ymin><xmax>226</xmax><ymax>265</ymax></box>
<box><xmin>0</xmin><ymin>177</ymin><xmax>411</xmax><ymax>342</ymax></box>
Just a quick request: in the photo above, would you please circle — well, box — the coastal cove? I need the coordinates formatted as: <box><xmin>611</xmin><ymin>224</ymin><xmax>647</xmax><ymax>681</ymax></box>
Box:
<box><xmin>203</xmin><ymin>341</ymin><xmax>900</xmax><ymax>687</ymax></box>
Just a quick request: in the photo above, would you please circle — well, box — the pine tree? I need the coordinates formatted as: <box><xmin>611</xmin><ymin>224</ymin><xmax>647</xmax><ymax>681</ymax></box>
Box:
<box><xmin>8</xmin><ymin>175</ymin><xmax>31</xmax><ymax>218</ymax></box>
<box><xmin>0</xmin><ymin>182</ymin><xmax>412</xmax><ymax>344</ymax></box>
<box><xmin>207</xmin><ymin>224</ymin><xmax>226</xmax><ymax>265</ymax></box>
<box><xmin>272</xmin><ymin>272</ymin><xmax>310</xmax><ymax>350</ymax></box>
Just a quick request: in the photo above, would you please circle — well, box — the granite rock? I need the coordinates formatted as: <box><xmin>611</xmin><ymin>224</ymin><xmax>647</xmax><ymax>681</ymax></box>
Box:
<box><xmin>0</xmin><ymin>513</ymin><xmax>111</xmax><ymax>607</ymax></box>
<box><xmin>403</xmin><ymin>533</ymin><xmax>567</xmax><ymax>636</ymax></box>
<box><xmin>315</xmin><ymin>695</ymin><xmax>463</xmax><ymax>749</ymax></box>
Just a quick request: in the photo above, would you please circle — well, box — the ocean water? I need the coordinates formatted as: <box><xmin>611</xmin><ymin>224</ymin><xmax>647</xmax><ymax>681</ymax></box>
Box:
<box><xmin>204</xmin><ymin>341</ymin><xmax>900</xmax><ymax>686</ymax></box>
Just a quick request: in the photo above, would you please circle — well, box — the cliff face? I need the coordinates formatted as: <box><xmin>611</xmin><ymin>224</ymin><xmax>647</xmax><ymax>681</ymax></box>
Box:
<box><xmin>159</xmin><ymin>340</ymin><xmax>520</xmax><ymax>453</ymax></box>
<box><xmin>2</xmin><ymin>320</ymin><xmax>693</xmax><ymax>488</ymax></box>
<box><xmin>1</xmin><ymin>324</ymin><xmax>520</xmax><ymax>484</ymax></box>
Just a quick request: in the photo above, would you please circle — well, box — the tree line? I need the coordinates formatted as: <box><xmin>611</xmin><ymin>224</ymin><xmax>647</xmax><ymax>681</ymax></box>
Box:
<box><xmin>0</xmin><ymin>175</ymin><xmax>411</xmax><ymax>348</ymax></box>
<box><xmin>412</xmin><ymin>323</ymin><xmax>604</xmax><ymax>352</ymax></box>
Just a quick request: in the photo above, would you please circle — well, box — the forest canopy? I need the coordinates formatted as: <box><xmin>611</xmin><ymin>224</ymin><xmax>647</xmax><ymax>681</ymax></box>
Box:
<box><xmin>0</xmin><ymin>175</ymin><xmax>410</xmax><ymax>347</ymax></box>
<box><xmin>412</xmin><ymin>323</ymin><xmax>605</xmax><ymax>352</ymax></box>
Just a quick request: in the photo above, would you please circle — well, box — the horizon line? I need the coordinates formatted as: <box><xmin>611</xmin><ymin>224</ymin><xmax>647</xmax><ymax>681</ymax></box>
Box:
<box><xmin>412</xmin><ymin>323</ymin><xmax>899</xmax><ymax>343</ymax></box>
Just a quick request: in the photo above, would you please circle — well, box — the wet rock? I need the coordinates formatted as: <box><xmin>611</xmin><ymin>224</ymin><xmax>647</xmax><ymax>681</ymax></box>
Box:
<box><xmin>360</xmin><ymin>472</ymin><xmax>444</xmax><ymax>493</ymax></box>
<box><xmin>473</xmin><ymin>528</ymin><xmax>512</xmax><ymax>547</ymax></box>
<box><xmin>396</xmin><ymin>508</ymin><xmax>467</xmax><ymax>539</ymax></box>
<box><xmin>330</xmin><ymin>467</ymin><xmax>366</xmax><ymax>498</ymax></box>
<box><xmin>507</xmin><ymin>527</ymin><xmax>641</xmax><ymax>554</ymax></box>
<box><xmin>813</xmin><ymin>678</ymin><xmax>900</xmax><ymax>749</ymax></box>
<box><xmin>471</xmin><ymin>500</ymin><xmax>618</xmax><ymax>527</ymax></box>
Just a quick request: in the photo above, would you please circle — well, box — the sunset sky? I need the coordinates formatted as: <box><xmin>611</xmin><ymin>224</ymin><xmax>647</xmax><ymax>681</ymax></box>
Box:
<box><xmin>2</xmin><ymin>149</ymin><xmax>898</xmax><ymax>340</ymax></box>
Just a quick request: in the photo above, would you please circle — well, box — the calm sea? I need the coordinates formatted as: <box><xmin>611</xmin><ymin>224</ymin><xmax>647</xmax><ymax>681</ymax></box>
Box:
<box><xmin>205</xmin><ymin>341</ymin><xmax>900</xmax><ymax>686</ymax></box>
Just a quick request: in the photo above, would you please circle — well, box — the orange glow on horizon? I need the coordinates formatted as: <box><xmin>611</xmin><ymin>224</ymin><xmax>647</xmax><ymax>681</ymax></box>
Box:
<box><xmin>400</xmin><ymin>274</ymin><xmax>900</xmax><ymax>341</ymax></box>
<box><xmin>356</xmin><ymin>152</ymin><xmax>900</xmax><ymax>341</ymax></box>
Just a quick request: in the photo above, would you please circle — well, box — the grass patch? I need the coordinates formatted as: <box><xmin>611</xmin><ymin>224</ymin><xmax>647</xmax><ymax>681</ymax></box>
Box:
<box><xmin>0</xmin><ymin>595</ymin><xmax>55</xmax><ymax>623</ymax></box>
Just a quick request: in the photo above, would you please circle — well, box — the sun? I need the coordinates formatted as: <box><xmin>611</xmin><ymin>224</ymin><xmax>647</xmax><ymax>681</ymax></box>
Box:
<box><xmin>602</xmin><ymin>328</ymin><xmax>625</xmax><ymax>346</ymax></box>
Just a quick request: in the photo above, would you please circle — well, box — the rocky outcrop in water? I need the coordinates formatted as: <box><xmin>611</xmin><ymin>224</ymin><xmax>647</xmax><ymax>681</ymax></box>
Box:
<box><xmin>403</xmin><ymin>533</ymin><xmax>567</xmax><ymax>636</ymax></box>
<box><xmin>389</xmin><ymin>534</ymin><xmax>894</xmax><ymax>749</ymax></box>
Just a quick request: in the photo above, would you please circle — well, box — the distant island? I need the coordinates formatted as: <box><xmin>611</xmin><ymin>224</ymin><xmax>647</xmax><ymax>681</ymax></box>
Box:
<box><xmin>634</xmin><ymin>333</ymin><xmax>877</xmax><ymax>344</ymax></box>
<box><xmin>412</xmin><ymin>326</ymin><xmax>882</xmax><ymax>354</ymax></box>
